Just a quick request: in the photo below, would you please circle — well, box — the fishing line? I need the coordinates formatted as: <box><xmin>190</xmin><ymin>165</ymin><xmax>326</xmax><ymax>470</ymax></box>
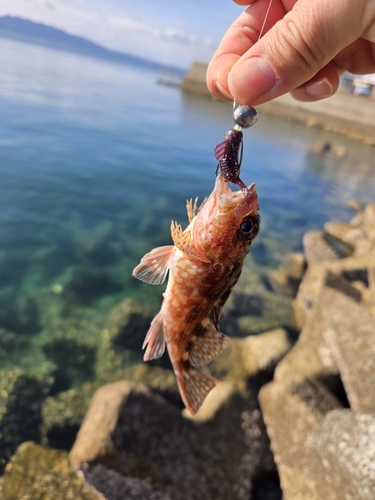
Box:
<box><xmin>233</xmin><ymin>0</ymin><xmax>274</xmax><ymax>125</ymax></box>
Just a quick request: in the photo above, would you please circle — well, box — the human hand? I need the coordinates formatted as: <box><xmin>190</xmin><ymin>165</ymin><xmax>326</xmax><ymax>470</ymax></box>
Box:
<box><xmin>207</xmin><ymin>0</ymin><xmax>375</xmax><ymax>104</ymax></box>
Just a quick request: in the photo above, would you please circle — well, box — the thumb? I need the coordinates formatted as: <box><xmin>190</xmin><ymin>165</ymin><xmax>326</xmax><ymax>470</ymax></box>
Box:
<box><xmin>228</xmin><ymin>0</ymin><xmax>362</xmax><ymax>104</ymax></box>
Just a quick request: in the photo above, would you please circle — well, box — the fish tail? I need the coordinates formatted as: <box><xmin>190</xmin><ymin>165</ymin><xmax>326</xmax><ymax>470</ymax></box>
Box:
<box><xmin>176</xmin><ymin>366</ymin><xmax>220</xmax><ymax>415</ymax></box>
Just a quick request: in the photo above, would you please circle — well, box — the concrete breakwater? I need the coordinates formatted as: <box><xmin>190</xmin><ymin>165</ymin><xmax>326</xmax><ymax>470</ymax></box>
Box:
<box><xmin>179</xmin><ymin>62</ymin><xmax>375</xmax><ymax>145</ymax></box>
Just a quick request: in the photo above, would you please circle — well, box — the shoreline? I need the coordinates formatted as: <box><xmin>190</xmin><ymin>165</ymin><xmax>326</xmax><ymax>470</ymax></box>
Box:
<box><xmin>174</xmin><ymin>62</ymin><xmax>375</xmax><ymax>145</ymax></box>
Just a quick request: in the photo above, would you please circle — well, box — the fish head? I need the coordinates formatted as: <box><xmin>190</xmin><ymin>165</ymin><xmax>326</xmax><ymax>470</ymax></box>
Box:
<box><xmin>193</xmin><ymin>174</ymin><xmax>260</xmax><ymax>263</ymax></box>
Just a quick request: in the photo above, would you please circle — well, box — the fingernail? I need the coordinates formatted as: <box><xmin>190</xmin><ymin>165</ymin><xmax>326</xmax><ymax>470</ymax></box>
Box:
<box><xmin>215</xmin><ymin>79</ymin><xmax>233</xmax><ymax>100</ymax></box>
<box><xmin>228</xmin><ymin>57</ymin><xmax>276</xmax><ymax>102</ymax></box>
<box><xmin>305</xmin><ymin>77</ymin><xmax>334</xmax><ymax>98</ymax></box>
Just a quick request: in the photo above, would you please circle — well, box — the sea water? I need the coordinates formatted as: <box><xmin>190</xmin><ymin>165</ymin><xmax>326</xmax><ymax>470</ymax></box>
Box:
<box><xmin>0</xmin><ymin>36</ymin><xmax>374</xmax><ymax>375</ymax></box>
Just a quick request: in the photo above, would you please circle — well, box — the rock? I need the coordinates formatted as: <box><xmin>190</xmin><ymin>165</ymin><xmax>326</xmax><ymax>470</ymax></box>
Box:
<box><xmin>0</xmin><ymin>442</ymin><xmax>102</xmax><ymax>500</ymax></box>
<box><xmin>70</xmin><ymin>380</ymin><xmax>276</xmax><ymax>500</ymax></box>
<box><xmin>323</xmin><ymin>221</ymin><xmax>358</xmax><ymax>254</ymax></box>
<box><xmin>305</xmin><ymin>410</ymin><xmax>375</xmax><ymax>500</ymax></box>
<box><xmin>321</xmin><ymin>289</ymin><xmax>375</xmax><ymax>413</ymax></box>
<box><xmin>0</xmin><ymin>369</ymin><xmax>51</xmax><ymax>474</ymax></box>
<box><xmin>264</xmin><ymin>253</ymin><xmax>306</xmax><ymax>297</ymax></box>
<box><xmin>348</xmin><ymin>199</ymin><xmax>364</xmax><ymax>212</ymax></box>
<box><xmin>222</xmin><ymin>289</ymin><xmax>296</xmax><ymax>337</ymax></box>
<box><xmin>62</xmin><ymin>267</ymin><xmax>122</xmax><ymax>306</ymax></box>
<box><xmin>83</xmin><ymin>464</ymin><xmax>171</xmax><ymax>500</ymax></box>
<box><xmin>302</xmin><ymin>231</ymin><xmax>340</xmax><ymax>265</ymax></box>
<box><xmin>41</xmin><ymin>364</ymin><xmax>178</xmax><ymax>451</ymax></box>
<box><xmin>42</xmin><ymin>319</ymin><xmax>100</xmax><ymax>394</ymax></box>
<box><xmin>210</xmin><ymin>328</ymin><xmax>294</xmax><ymax>388</ymax></box>
<box><xmin>275</xmin><ymin>293</ymin><xmax>339</xmax><ymax>387</ymax></box>
<box><xmin>259</xmin><ymin>379</ymin><xmax>342</xmax><ymax>500</ymax></box>
<box><xmin>105</xmin><ymin>298</ymin><xmax>156</xmax><ymax>351</ymax></box>
<box><xmin>41</xmin><ymin>381</ymin><xmax>100</xmax><ymax>451</ymax></box>
<box><xmin>293</xmin><ymin>255</ymin><xmax>375</xmax><ymax>329</ymax></box>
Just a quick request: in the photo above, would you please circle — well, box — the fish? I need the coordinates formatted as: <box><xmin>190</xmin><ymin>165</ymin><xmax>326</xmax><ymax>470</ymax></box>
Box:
<box><xmin>132</xmin><ymin>173</ymin><xmax>260</xmax><ymax>415</ymax></box>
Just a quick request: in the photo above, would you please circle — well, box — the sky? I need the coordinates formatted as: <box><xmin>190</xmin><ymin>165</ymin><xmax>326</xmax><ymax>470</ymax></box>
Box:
<box><xmin>0</xmin><ymin>0</ymin><xmax>246</xmax><ymax>68</ymax></box>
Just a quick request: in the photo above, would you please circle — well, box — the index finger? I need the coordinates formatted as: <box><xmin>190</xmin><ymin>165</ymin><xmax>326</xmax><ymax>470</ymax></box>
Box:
<box><xmin>207</xmin><ymin>0</ymin><xmax>287</xmax><ymax>100</ymax></box>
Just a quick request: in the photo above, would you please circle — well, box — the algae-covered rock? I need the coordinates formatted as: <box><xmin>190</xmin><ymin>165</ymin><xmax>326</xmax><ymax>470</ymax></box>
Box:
<box><xmin>42</xmin><ymin>319</ymin><xmax>101</xmax><ymax>394</ymax></box>
<box><xmin>105</xmin><ymin>298</ymin><xmax>154</xmax><ymax>351</ymax></box>
<box><xmin>41</xmin><ymin>381</ymin><xmax>100</xmax><ymax>451</ymax></box>
<box><xmin>41</xmin><ymin>364</ymin><xmax>178</xmax><ymax>451</ymax></box>
<box><xmin>0</xmin><ymin>369</ymin><xmax>52</xmax><ymax>474</ymax></box>
<box><xmin>0</xmin><ymin>442</ymin><xmax>102</xmax><ymax>500</ymax></box>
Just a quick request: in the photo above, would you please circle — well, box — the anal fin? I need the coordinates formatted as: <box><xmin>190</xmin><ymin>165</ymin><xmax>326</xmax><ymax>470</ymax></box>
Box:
<box><xmin>177</xmin><ymin>368</ymin><xmax>220</xmax><ymax>415</ymax></box>
<box><xmin>143</xmin><ymin>312</ymin><xmax>165</xmax><ymax>361</ymax></box>
<box><xmin>189</xmin><ymin>321</ymin><xmax>229</xmax><ymax>367</ymax></box>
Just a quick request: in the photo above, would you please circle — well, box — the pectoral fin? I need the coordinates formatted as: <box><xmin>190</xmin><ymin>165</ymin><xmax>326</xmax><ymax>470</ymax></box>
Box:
<box><xmin>188</xmin><ymin>320</ymin><xmax>229</xmax><ymax>367</ymax></box>
<box><xmin>132</xmin><ymin>245</ymin><xmax>174</xmax><ymax>285</ymax></box>
<box><xmin>143</xmin><ymin>312</ymin><xmax>165</xmax><ymax>361</ymax></box>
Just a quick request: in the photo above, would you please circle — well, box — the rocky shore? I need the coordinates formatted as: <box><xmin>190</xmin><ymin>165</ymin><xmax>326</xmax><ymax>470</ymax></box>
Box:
<box><xmin>1</xmin><ymin>201</ymin><xmax>375</xmax><ymax>499</ymax></box>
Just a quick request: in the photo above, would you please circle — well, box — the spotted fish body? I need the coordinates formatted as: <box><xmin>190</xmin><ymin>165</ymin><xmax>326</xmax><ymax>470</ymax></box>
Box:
<box><xmin>132</xmin><ymin>174</ymin><xmax>260</xmax><ymax>414</ymax></box>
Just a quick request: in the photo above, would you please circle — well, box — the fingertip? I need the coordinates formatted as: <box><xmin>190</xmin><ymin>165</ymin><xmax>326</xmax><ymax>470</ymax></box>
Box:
<box><xmin>290</xmin><ymin>66</ymin><xmax>340</xmax><ymax>102</ymax></box>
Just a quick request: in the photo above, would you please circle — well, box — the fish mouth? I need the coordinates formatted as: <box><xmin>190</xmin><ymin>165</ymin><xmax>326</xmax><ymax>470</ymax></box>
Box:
<box><xmin>215</xmin><ymin>174</ymin><xmax>259</xmax><ymax>217</ymax></box>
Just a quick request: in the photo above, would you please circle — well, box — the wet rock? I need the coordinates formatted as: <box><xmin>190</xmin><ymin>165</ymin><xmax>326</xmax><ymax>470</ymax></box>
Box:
<box><xmin>70</xmin><ymin>380</ymin><xmax>276</xmax><ymax>500</ymax></box>
<box><xmin>259</xmin><ymin>379</ymin><xmax>342</xmax><ymax>500</ymax></box>
<box><xmin>0</xmin><ymin>442</ymin><xmax>102</xmax><ymax>500</ymax></box>
<box><xmin>305</xmin><ymin>410</ymin><xmax>375</xmax><ymax>500</ymax></box>
<box><xmin>0</xmin><ymin>369</ymin><xmax>52</xmax><ymax>474</ymax></box>
<box><xmin>322</xmin><ymin>289</ymin><xmax>375</xmax><ymax>413</ymax></box>
<box><xmin>302</xmin><ymin>231</ymin><xmax>340</xmax><ymax>265</ymax></box>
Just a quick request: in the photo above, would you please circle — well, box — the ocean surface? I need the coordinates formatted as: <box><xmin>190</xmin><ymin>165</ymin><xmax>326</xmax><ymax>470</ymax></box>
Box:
<box><xmin>0</xmin><ymin>36</ymin><xmax>375</xmax><ymax>375</ymax></box>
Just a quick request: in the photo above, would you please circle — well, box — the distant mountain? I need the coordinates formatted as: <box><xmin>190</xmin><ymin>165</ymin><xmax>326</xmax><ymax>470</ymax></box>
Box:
<box><xmin>0</xmin><ymin>16</ymin><xmax>185</xmax><ymax>75</ymax></box>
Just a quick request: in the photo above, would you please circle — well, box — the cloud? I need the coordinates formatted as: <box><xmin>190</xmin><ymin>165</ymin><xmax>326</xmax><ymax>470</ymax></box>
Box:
<box><xmin>0</xmin><ymin>0</ymin><xmax>217</xmax><ymax>66</ymax></box>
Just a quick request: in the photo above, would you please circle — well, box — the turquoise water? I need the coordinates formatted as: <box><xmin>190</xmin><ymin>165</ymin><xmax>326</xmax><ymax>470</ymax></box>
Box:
<box><xmin>0</xmin><ymin>36</ymin><xmax>375</xmax><ymax>372</ymax></box>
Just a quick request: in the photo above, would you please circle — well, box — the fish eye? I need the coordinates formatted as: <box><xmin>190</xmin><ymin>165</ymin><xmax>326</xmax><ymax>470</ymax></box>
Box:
<box><xmin>237</xmin><ymin>215</ymin><xmax>260</xmax><ymax>241</ymax></box>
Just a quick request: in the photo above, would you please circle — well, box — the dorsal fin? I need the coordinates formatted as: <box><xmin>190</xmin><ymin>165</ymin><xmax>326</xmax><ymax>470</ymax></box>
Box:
<box><xmin>143</xmin><ymin>312</ymin><xmax>165</xmax><ymax>361</ymax></box>
<box><xmin>188</xmin><ymin>320</ymin><xmax>229</xmax><ymax>367</ymax></box>
<box><xmin>186</xmin><ymin>197</ymin><xmax>207</xmax><ymax>223</ymax></box>
<box><xmin>176</xmin><ymin>367</ymin><xmax>220</xmax><ymax>415</ymax></box>
<box><xmin>170</xmin><ymin>221</ymin><xmax>210</xmax><ymax>263</ymax></box>
<box><xmin>186</xmin><ymin>197</ymin><xmax>199</xmax><ymax>223</ymax></box>
<box><xmin>132</xmin><ymin>245</ymin><xmax>174</xmax><ymax>285</ymax></box>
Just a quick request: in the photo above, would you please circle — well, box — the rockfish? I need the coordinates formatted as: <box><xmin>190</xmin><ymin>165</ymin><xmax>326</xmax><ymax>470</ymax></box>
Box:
<box><xmin>132</xmin><ymin>174</ymin><xmax>260</xmax><ymax>414</ymax></box>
